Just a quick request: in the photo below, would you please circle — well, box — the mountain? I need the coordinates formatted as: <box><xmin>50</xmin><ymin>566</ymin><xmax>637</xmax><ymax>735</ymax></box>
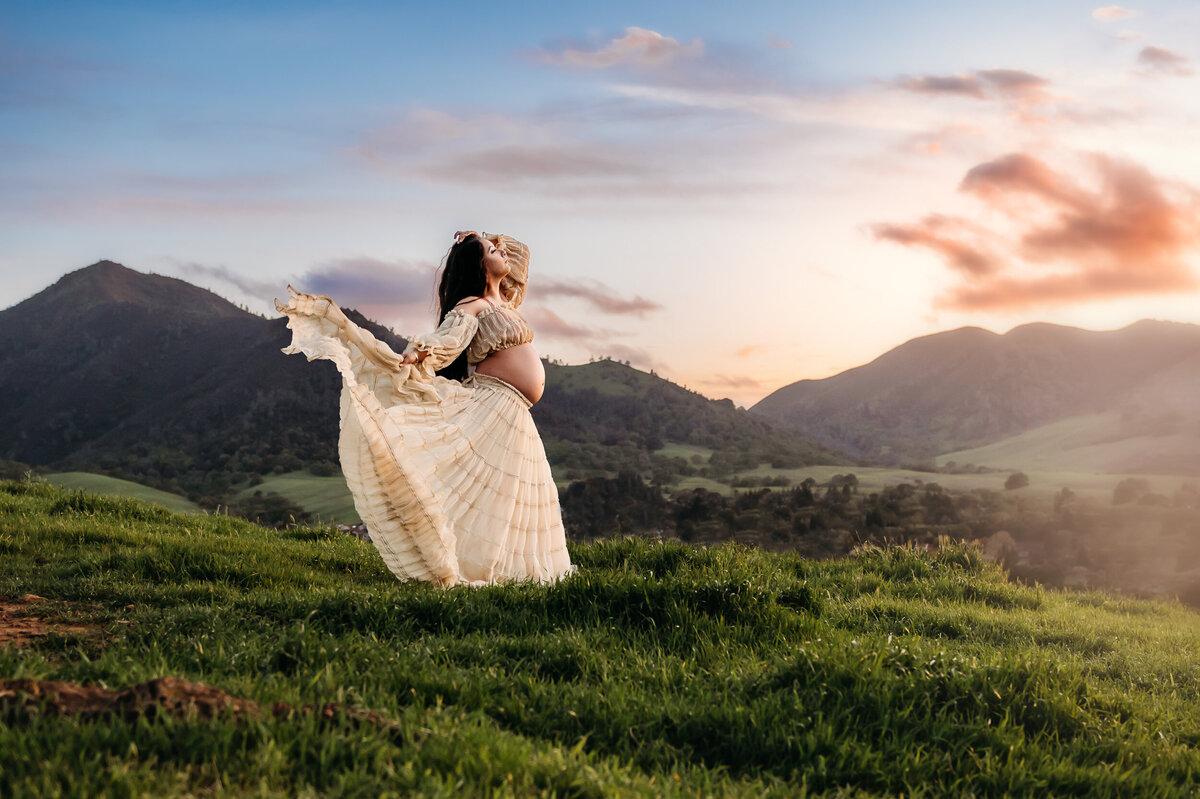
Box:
<box><xmin>752</xmin><ymin>320</ymin><xmax>1200</xmax><ymax>469</ymax></box>
<box><xmin>0</xmin><ymin>261</ymin><xmax>836</xmax><ymax>504</ymax></box>
<box><xmin>0</xmin><ymin>261</ymin><xmax>375</xmax><ymax>500</ymax></box>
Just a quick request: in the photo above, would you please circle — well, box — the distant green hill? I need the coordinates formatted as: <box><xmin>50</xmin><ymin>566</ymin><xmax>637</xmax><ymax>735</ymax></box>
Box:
<box><xmin>43</xmin><ymin>472</ymin><xmax>200</xmax><ymax>513</ymax></box>
<box><xmin>538</xmin><ymin>359</ymin><xmax>845</xmax><ymax>483</ymax></box>
<box><xmin>232</xmin><ymin>471</ymin><xmax>361</xmax><ymax>523</ymax></box>
<box><xmin>2</xmin><ymin>480</ymin><xmax>1198</xmax><ymax>796</ymax></box>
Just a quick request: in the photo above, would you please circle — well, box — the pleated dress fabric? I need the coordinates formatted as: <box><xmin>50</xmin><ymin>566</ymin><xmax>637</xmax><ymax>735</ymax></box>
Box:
<box><xmin>275</xmin><ymin>239</ymin><xmax>573</xmax><ymax>587</ymax></box>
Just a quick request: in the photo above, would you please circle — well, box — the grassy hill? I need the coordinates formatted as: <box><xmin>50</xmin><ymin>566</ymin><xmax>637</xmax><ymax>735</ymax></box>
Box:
<box><xmin>232</xmin><ymin>471</ymin><xmax>361</xmax><ymax>523</ymax></box>
<box><xmin>43</xmin><ymin>472</ymin><xmax>200</xmax><ymax>514</ymax></box>
<box><xmin>2</xmin><ymin>480</ymin><xmax>1199</xmax><ymax>796</ymax></box>
<box><xmin>937</xmin><ymin>410</ymin><xmax>1200</xmax><ymax>476</ymax></box>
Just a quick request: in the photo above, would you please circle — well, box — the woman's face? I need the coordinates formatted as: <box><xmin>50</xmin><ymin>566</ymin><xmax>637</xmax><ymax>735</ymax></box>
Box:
<box><xmin>481</xmin><ymin>239</ymin><xmax>510</xmax><ymax>281</ymax></box>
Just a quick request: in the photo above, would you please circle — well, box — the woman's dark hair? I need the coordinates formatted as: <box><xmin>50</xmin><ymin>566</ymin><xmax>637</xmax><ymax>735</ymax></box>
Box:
<box><xmin>434</xmin><ymin>234</ymin><xmax>487</xmax><ymax>381</ymax></box>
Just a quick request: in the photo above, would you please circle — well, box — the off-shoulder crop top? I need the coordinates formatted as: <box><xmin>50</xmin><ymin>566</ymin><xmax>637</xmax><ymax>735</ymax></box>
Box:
<box><xmin>466</xmin><ymin>301</ymin><xmax>534</xmax><ymax>365</ymax></box>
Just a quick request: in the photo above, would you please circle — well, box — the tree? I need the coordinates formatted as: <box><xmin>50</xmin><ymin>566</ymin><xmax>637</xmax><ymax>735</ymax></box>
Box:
<box><xmin>1005</xmin><ymin>472</ymin><xmax>1030</xmax><ymax>490</ymax></box>
<box><xmin>1113</xmin><ymin>477</ymin><xmax>1150</xmax><ymax>505</ymax></box>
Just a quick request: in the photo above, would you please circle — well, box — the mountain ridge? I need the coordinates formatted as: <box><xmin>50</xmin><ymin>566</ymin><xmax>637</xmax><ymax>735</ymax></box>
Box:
<box><xmin>752</xmin><ymin>318</ymin><xmax>1200</xmax><ymax>467</ymax></box>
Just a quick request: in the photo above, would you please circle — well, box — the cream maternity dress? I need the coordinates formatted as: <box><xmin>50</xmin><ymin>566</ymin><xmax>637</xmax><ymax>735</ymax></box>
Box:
<box><xmin>275</xmin><ymin>235</ymin><xmax>574</xmax><ymax>586</ymax></box>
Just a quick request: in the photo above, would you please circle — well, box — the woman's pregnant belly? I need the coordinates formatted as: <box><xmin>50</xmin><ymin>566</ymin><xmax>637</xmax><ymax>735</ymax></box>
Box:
<box><xmin>474</xmin><ymin>343</ymin><xmax>545</xmax><ymax>404</ymax></box>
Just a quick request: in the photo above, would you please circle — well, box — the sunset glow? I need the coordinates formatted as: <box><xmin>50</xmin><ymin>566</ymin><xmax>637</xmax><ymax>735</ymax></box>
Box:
<box><xmin>3</xmin><ymin>1</ymin><xmax>1199</xmax><ymax>405</ymax></box>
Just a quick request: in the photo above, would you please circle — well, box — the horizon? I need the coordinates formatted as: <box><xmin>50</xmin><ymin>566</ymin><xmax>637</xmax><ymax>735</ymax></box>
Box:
<box><xmin>4</xmin><ymin>1</ymin><xmax>1200</xmax><ymax>405</ymax></box>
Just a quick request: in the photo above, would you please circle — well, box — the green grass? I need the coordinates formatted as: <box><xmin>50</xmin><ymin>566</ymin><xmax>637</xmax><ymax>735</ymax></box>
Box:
<box><xmin>936</xmin><ymin>411</ymin><xmax>1200</xmax><ymax>477</ymax></box>
<box><xmin>43</xmin><ymin>472</ymin><xmax>200</xmax><ymax>514</ymax></box>
<box><xmin>233</xmin><ymin>471</ymin><xmax>361</xmax><ymax>523</ymax></box>
<box><xmin>2</xmin><ymin>479</ymin><xmax>1199</xmax><ymax>796</ymax></box>
<box><xmin>667</xmin><ymin>475</ymin><xmax>736</xmax><ymax>496</ymax></box>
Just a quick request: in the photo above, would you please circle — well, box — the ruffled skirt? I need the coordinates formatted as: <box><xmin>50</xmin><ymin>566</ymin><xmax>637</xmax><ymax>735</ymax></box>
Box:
<box><xmin>277</xmin><ymin>292</ymin><xmax>573</xmax><ymax>586</ymax></box>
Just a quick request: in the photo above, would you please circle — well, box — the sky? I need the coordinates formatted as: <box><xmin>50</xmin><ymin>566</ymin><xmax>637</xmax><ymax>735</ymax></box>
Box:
<box><xmin>3</xmin><ymin>1</ymin><xmax>1200</xmax><ymax>406</ymax></box>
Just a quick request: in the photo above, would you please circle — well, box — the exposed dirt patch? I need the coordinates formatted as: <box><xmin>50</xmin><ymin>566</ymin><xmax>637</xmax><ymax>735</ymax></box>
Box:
<box><xmin>0</xmin><ymin>594</ymin><xmax>99</xmax><ymax>647</ymax></box>
<box><xmin>1</xmin><ymin>676</ymin><xmax>401</xmax><ymax>733</ymax></box>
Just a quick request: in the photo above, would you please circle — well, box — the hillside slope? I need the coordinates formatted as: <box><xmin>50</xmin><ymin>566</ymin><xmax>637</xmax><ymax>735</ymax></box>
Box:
<box><xmin>2</xmin><ymin>480</ymin><xmax>1198</xmax><ymax>796</ymax></box>
<box><xmin>752</xmin><ymin>320</ymin><xmax>1200</xmax><ymax>466</ymax></box>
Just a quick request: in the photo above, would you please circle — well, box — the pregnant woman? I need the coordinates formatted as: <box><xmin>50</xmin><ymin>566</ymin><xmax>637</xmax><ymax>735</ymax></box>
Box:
<box><xmin>276</xmin><ymin>231</ymin><xmax>574</xmax><ymax>586</ymax></box>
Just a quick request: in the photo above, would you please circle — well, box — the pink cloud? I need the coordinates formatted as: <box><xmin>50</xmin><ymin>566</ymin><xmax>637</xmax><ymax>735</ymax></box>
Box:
<box><xmin>520</xmin><ymin>306</ymin><xmax>606</xmax><ymax>340</ymax></box>
<box><xmin>893</xmin><ymin>69</ymin><xmax>1049</xmax><ymax>103</ymax></box>
<box><xmin>872</xmin><ymin>215</ymin><xmax>1002</xmax><ymax>277</ymax></box>
<box><xmin>520</xmin><ymin>305</ymin><xmax>661</xmax><ymax>371</ymax></box>
<box><xmin>1092</xmin><ymin>6</ymin><xmax>1140</xmax><ymax>21</ymax></box>
<box><xmin>874</xmin><ymin>152</ymin><xmax>1200</xmax><ymax>311</ymax></box>
<box><xmin>534</xmin><ymin>277</ymin><xmax>662</xmax><ymax>316</ymax></box>
<box><xmin>1137</xmin><ymin>45</ymin><xmax>1194</xmax><ymax>77</ymax></box>
<box><xmin>531</xmin><ymin>27</ymin><xmax>703</xmax><ymax>70</ymax></box>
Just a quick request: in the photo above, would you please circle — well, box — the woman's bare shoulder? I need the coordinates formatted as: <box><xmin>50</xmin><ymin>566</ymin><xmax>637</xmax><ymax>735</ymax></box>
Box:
<box><xmin>451</xmin><ymin>297</ymin><xmax>491</xmax><ymax>317</ymax></box>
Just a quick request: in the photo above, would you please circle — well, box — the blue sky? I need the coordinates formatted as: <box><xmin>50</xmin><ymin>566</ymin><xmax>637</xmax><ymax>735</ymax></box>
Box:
<box><xmin>4</xmin><ymin>1</ymin><xmax>1200</xmax><ymax>403</ymax></box>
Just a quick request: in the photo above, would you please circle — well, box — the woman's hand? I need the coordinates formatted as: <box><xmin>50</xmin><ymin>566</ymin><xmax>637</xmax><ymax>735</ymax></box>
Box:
<box><xmin>453</xmin><ymin>230</ymin><xmax>478</xmax><ymax>244</ymax></box>
<box><xmin>401</xmin><ymin>350</ymin><xmax>428</xmax><ymax>366</ymax></box>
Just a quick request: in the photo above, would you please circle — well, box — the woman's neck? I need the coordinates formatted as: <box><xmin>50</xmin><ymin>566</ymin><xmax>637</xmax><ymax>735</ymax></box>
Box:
<box><xmin>483</xmin><ymin>277</ymin><xmax>504</xmax><ymax>303</ymax></box>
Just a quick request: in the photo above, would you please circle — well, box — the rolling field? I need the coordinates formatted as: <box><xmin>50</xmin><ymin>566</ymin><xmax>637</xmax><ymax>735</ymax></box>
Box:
<box><xmin>43</xmin><ymin>472</ymin><xmax>200</xmax><ymax>513</ymax></box>
<box><xmin>235</xmin><ymin>472</ymin><xmax>361</xmax><ymax>523</ymax></box>
<box><xmin>937</xmin><ymin>411</ymin><xmax>1200</xmax><ymax>478</ymax></box>
<box><xmin>727</xmin><ymin>463</ymin><xmax>1197</xmax><ymax>502</ymax></box>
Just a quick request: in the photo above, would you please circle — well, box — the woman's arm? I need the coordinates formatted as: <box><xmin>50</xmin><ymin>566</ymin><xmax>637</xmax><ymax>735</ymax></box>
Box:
<box><xmin>401</xmin><ymin>309</ymin><xmax>479</xmax><ymax>372</ymax></box>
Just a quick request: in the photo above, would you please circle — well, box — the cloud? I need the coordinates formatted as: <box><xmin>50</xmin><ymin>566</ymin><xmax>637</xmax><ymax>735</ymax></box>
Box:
<box><xmin>176</xmin><ymin>261</ymin><xmax>279</xmax><ymax>300</ymax></box>
<box><xmin>1137</xmin><ymin>45</ymin><xmax>1194</xmax><ymax>76</ymax></box>
<box><xmin>767</xmin><ymin>35</ymin><xmax>793</xmax><ymax>51</ymax></box>
<box><xmin>520</xmin><ymin>306</ymin><xmax>662</xmax><ymax>371</ymax></box>
<box><xmin>530</xmin><ymin>27</ymin><xmax>703</xmax><ymax>70</ymax></box>
<box><xmin>1092</xmin><ymin>6</ymin><xmax>1140</xmax><ymax>21</ymax></box>
<box><xmin>415</xmin><ymin>143</ymin><xmax>654</xmax><ymax>185</ymax></box>
<box><xmin>0</xmin><ymin>39</ymin><xmax>135</xmax><ymax>109</ymax></box>
<box><xmin>355</xmin><ymin>105</ymin><xmax>778</xmax><ymax>201</ymax></box>
<box><xmin>874</xmin><ymin>152</ymin><xmax>1200</xmax><ymax>311</ymax></box>
<box><xmin>277</xmin><ymin>257</ymin><xmax>441</xmax><ymax>329</ymax></box>
<box><xmin>688</xmin><ymin>372</ymin><xmax>778</xmax><ymax>405</ymax></box>
<box><xmin>694</xmin><ymin>373</ymin><xmax>775</xmax><ymax>390</ymax></box>
<box><xmin>872</xmin><ymin>215</ymin><xmax>1002</xmax><ymax>277</ymax></box>
<box><xmin>534</xmin><ymin>277</ymin><xmax>662</xmax><ymax>316</ymax></box>
<box><xmin>520</xmin><ymin>306</ymin><xmax>600</xmax><ymax>340</ymax></box>
<box><xmin>892</xmin><ymin>69</ymin><xmax>1049</xmax><ymax>102</ymax></box>
<box><xmin>296</xmin><ymin>257</ymin><xmax>436</xmax><ymax>306</ymax></box>
<box><xmin>602</xmin><ymin>344</ymin><xmax>663</xmax><ymax>371</ymax></box>
<box><xmin>527</xmin><ymin>26</ymin><xmax>793</xmax><ymax>96</ymax></box>
<box><xmin>896</xmin><ymin>74</ymin><xmax>985</xmax><ymax>99</ymax></box>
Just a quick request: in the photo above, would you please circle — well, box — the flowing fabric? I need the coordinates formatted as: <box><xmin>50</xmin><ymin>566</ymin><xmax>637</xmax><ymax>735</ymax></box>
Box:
<box><xmin>275</xmin><ymin>286</ymin><xmax>573</xmax><ymax>587</ymax></box>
